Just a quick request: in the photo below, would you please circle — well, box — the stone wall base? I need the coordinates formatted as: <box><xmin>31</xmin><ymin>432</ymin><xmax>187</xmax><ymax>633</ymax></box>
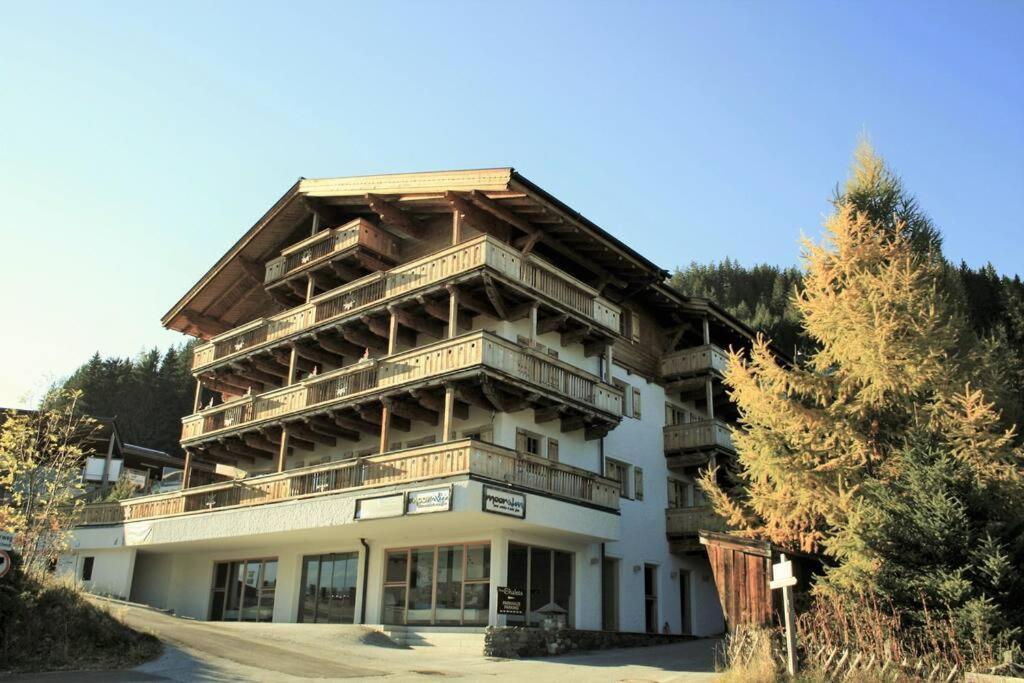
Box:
<box><xmin>484</xmin><ymin>625</ymin><xmax>692</xmax><ymax>658</ymax></box>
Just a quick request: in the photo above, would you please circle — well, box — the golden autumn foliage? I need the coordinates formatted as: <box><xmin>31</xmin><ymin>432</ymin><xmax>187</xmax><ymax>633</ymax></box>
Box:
<box><xmin>698</xmin><ymin>148</ymin><xmax>1023</xmax><ymax>562</ymax></box>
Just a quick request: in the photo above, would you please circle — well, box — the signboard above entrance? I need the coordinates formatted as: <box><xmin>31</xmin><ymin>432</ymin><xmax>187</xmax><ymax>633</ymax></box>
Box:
<box><xmin>406</xmin><ymin>486</ymin><xmax>452</xmax><ymax>515</ymax></box>
<box><xmin>482</xmin><ymin>486</ymin><xmax>526</xmax><ymax>519</ymax></box>
<box><xmin>355</xmin><ymin>493</ymin><xmax>405</xmax><ymax>520</ymax></box>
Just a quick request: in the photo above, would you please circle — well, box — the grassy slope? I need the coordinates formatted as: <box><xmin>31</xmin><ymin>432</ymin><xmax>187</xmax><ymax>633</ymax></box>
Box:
<box><xmin>0</xmin><ymin>563</ymin><xmax>161</xmax><ymax>673</ymax></box>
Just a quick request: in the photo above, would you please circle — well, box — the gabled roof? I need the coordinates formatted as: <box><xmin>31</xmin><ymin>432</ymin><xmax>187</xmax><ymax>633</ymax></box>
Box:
<box><xmin>163</xmin><ymin>168</ymin><xmax>771</xmax><ymax>345</ymax></box>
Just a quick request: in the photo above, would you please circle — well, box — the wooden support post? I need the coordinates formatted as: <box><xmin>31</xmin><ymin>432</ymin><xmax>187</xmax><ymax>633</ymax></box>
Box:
<box><xmin>529</xmin><ymin>303</ymin><xmax>539</xmax><ymax>341</ymax></box>
<box><xmin>311</xmin><ymin>210</ymin><xmax>320</xmax><ymax>235</ymax></box>
<box><xmin>451</xmin><ymin>208</ymin><xmax>462</xmax><ymax>245</ymax></box>
<box><xmin>100</xmin><ymin>431</ymin><xmax>117</xmax><ymax>492</ymax></box>
<box><xmin>604</xmin><ymin>344</ymin><xmax>614</xmax><ymax>383</ymax></box>
<box><xmin>193</xmin><ymin>378</ymin><xmax>203</xmax><ymax>413</ymax></box>
<box><xmin>448</xmin><ymin>289</ymin><xmax>460</xmax><ymax>339</ymax></box>
<box><xmin>705</xmin><ymin>376</ymin><xmax>715</xmax><ymax>420</ymax></box>
<box><xmin>442</xmin><ymin>385</ymin><xmax>456</xmax><ymax>442</ymax></box>
<box><xmin>702</xmin><ymin>316</ymin><xmax>711</xmax><ymax>346</ymax></box>
<box><xmin>277</xmin><ymin>427</ymin><xmax>290</xmax><ymax>473</ymax></box>
<box><xmin>379</xmin><ymin>404</ymin><xmax>391</xmax><ymax>454</ymax></box>
<box><xmin>306</xmin><ymin>274</ymin><xmax>315</xmax><ymax>303</ymax></box>
<box><xmin>286</xmin><ymin>345</ymin><xmax>300</xmax><ymax>386</ymax></box>
<box><xmin>182</xmin><ymin>448</ymin><xmax>193</xmax><ymax>489</ymax></box>
<box><xmin>387</xmin><ymin>310</ymin><xmax>399</xmax><ymax>354</ymax></box>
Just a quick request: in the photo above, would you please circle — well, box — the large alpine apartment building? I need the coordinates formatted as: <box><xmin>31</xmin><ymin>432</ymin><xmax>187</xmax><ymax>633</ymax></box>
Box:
<box><xmin>62</xmin><ymin>168</ymin><xmax>752</xmax><ymax>637</ymax></box>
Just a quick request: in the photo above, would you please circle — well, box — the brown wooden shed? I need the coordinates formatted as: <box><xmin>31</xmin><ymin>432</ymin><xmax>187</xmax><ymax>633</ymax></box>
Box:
<box><xmin>699</xmin><ymin>530</ymin><xmax>820</xmax><ymax>633</ymax></box>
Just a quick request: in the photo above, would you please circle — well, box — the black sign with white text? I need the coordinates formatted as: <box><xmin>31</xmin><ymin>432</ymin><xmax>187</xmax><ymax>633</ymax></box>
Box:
<box><xmin>497</xmin><ymin>586</ymin><xmax>525</xmax><ymax>615</ymax></box>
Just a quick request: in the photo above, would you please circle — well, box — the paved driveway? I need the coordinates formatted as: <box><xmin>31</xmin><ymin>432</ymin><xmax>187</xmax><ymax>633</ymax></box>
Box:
<box><xmin>7</xmin><ymin>602</ymin><xmax>719</xmax><ymax>682</ymax></box>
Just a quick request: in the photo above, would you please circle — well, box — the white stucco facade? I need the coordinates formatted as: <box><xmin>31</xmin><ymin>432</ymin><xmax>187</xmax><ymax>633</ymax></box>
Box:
<box><xmin>61</xmin><ymin>353</ymin><xmax>725</xmax><ymax>637</ymax></box>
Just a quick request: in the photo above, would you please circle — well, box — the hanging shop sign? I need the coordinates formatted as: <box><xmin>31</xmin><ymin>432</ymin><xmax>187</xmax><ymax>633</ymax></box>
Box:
<box><xmin>482</xmin><ymin>486</ymin><xmax>526</xmax><ymax>519</ymax></box>
<box><xmin>406</xmin><ymin>485</ymin><xmax>452</xmax><ymax>515</ymax></box>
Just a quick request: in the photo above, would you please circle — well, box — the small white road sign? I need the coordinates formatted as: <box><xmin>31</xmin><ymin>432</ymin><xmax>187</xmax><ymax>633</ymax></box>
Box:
<box><xmin>0</xmin><ymin>531</ymin><xmax>13</xmax><ymax>552</ymax></box>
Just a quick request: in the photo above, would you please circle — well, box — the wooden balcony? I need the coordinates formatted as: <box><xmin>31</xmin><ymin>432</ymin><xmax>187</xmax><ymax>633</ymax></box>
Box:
<box><xmin>72</xmin><ymin>439</ymin><xmax>620</xmax><ymax>526</ymax></box>
<box><xmin>192</xmin><ymin>235</ymin><xmax>622</xmax><ymax>373</ymax></box>
<box><xmin>184</xmin><ymin>330</ymin><xmax>623</xmax><ymax>444</ymax></box>
<box><xmin>666</xmin><ymin>505</ymin><xmax>730</xmax><ymax>536</ymax></box>
<box><xmin>263</xmin><ymin>218</ymin><xmax>399</xmax><ymax>285</ymax></box>
<box><xmin>661</xmin><ymin>344</ymin><xmax>729</xmax><ymax>380</ymax></box>
<box><xmin>663</xmin><ymin>419</ymin><xmax>734</xmax><ymax>454</ymax></box>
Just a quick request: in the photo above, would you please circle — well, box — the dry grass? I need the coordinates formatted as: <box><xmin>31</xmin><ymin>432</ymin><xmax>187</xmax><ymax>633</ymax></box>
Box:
<box><xmin>0</xmin><ymin>564</ymin><xmax>161</xmax><ymax>673</ymax></box>
<box><xmin>715</xmin><ymin>626</ymin><xmax>781</xmax><ymax>683</ymax></box>
<box><xmin>714</xmin><ymin>595</ymin><xmax>1018</xmax><ymax>682</ymax></box>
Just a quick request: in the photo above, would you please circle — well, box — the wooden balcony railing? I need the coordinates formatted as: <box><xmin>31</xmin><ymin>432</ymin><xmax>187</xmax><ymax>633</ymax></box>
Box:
<box><xmin>264</xmin><ymin>218</ymin><xmax>399</xmax><ymax>284</ymax></box>
<box><xmin>666</xmin><ymin>505</ymin><xmax>730</xmax><ymax>535</ymax></box>
<box><xmin>663</xmin><ymin>419</ymin><xmax>734</xmax><ymax>453</ymax></box>
<box><xmin>193</xmin><ymin>235</ymin><xmax>622</xmax><ymax>371</ymax></box>
<box><xmin>184</xmin><ymin>331</ymin><xmax>623</xmax><ymax>443</ymax></box>
<box><xmin>661</xmin><ymin>344</ymin><xmax>729</xmax><ymax>379</ymax></box>
<box><xmin>72</xmin><ymin>439</ymin><xmax>620</xmax><ymax>526</ymax></box>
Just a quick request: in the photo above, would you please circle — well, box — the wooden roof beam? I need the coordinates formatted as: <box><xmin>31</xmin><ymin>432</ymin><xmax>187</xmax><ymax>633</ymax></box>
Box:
<box><xmin>181</xmin><ymin>311</ymin><xmax>230</xmax><ymax>339</ymax></box>
<box><xmin>365</xmin><ymin>193</ymin><xmax>424</xmax><ymax>239</ymax></box>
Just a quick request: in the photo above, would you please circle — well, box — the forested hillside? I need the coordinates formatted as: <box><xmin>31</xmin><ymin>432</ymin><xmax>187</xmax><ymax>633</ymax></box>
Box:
<box><xmin>46</xmin><ymin>343</ymin><xmax>197</xmax><ymax>456</ymax></box>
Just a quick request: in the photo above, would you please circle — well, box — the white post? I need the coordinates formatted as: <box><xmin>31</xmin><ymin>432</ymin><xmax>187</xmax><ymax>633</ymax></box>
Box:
<box><xmin>770</xmin><ymin>554</ymin><xmax>799</xmax><ymax>677</ymax></box>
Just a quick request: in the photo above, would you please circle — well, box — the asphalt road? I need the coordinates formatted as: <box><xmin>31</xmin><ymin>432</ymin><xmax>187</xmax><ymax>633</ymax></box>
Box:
<box><xmin>6</xmin><ymin>601</ymin><xmax>719</xmax><ymax>682</ymax></box>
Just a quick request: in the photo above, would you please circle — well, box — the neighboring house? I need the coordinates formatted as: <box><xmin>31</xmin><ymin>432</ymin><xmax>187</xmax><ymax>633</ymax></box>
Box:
<box><xmin>78</xmin><ymin>418</ymin><xmax>186</xmax><ymax>496</ymax></box>
<box><xmin>64</xmin><ymin>169</ymin><xmax>755</xmax><ymax>635</ymax></box>
<box><xmin>0</xmin><ymin>410</ymin><xmax>182</xmax><ymax>496</ymax></box>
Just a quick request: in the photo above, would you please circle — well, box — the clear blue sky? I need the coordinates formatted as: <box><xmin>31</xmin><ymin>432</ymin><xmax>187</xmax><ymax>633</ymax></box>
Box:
<box><xmin>1</xmin><ymin>1</ymin><xmax>1021</xmax><ymax>408</ymax></box>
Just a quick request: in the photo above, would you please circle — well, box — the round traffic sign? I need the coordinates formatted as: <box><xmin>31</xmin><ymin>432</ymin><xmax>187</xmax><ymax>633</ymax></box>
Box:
<box><xmin>0</xmin><ymin>550</ymin><xmax>11</xmax><ymax>579</ymax></box>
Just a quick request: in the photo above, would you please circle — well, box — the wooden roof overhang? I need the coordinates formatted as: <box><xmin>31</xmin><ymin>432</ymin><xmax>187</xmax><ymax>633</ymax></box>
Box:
<box><xmin>162</xmin><ymin>168</ymin><xmax>674</xmax><ymax>340</ymax></box>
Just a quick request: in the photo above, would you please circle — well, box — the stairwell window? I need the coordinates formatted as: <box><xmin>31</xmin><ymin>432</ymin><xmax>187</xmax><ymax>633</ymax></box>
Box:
<box><xmin>632</xmin><ymin>388</ymin><xmax>642</xmax><ymax>419</ymax></box>
<box><xmin>633</xmin><ymin>467</ymin><xmax>644</xmax><ymax>501</ymax></box>
<box><xmin>81</xmin><ymin>556</ymin><xmax>94</xmax><ymax>581</ymax></box>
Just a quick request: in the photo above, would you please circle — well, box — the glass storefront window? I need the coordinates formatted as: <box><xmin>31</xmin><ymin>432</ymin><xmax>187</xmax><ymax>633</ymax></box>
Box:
<box><xmin>382</xmin><ymin>543</ymin><xmax>490</xmax><ymax>626</ymax></box>
<box><xmin>298</xmin><ymin>552</ymin><xmax>359</xmax><ymax>624</ymax></box>
<box><xmin>209</xmin><ymin>558</ymin><xmax>277</xmax><ymax>622</ymax></box>
<box><xmin>506</xmin><ymin>543</ymin><xmax>574</xmax><ymax>626</ymax></box>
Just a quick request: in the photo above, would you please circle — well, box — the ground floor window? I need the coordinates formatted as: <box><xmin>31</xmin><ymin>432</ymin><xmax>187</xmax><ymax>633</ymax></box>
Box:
<box><xmin>382</xmin><ymin>543</ymin><xmax>490</xmax><ymax>625</ymax></box>
<box><xmin>299</xmin><ymin>552</ymin><xmax>359</xmax><ymax>623</ymax></box>
<box><xmin>506</xmin><ymin>543</ymin><xmax>574</xmax><ymax>626</ymax></box>
<box><xmin>210</xmin><ymin>558</ymin><xmax>277</xmax><ymax>622</ymax></box>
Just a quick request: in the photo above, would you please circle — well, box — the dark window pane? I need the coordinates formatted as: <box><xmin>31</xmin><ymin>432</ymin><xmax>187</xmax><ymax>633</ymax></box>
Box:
<box><xmin>407</xmin><ymin>548</ymin><xmax>435</xmax><ymax>624</ymax></box>
<box><xmin>553</xmin><ymin>551</ymin><xmax>572</xmax><ymax>615</ymax></box>
<box><xmin>529</xmin><ymin>548</ymin><xmax>551</xmax><ymax>625</ymax></box>
<box><xmin>82</xmin><ymin>557</ymin><xmax>95</xmax><ymax>581</ymax></box>
<box><xmin>382</xmin><ymin>586</ymin><xmax>406</xmax><ymax>625</ymax></box>
<box><xmin>240</xmin><ymin>561</ymin><xmax>261</xmax><ymax>621</ymax></box>
<box><xmin>214</xmin><ymin>562</ymin><xmax>228</xmax><ymax>589</ymax></box>
<box><xmin>506</xmin><ymin>544</ymin><xmax>529</xmax><ymax>625</ymax></box>
<box><xmin>463</xmin><ymin>582</ymin><xmax>489</xmax><ymax>625</ymax></box>
<box><xmin>300</xmin><ymin>557</ymin><xmax>320</xmax><ymax>623</ymax></box>
<box><xmin>466</xmin><ymin>545</ymin><xmax>489</xmax><ymax>580</ymax></box>
<box><xmin>262</xmin><ymin>561</ymin><xmax>278</xmax><ymax>590</ymax></box>
<box><xmin>210</xmin><ymin>591</ymin><xmax>225</xmax><ymax>621</ymax></box>
<box><xmin>435</xmin><ymin>545</ymin><xmax>463</xmax><ymax>625</ymax></box>
<box><xmin>385</xmin><ymin>551</ymin><xmax>408</xmax><ymax>584</ymax></box>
